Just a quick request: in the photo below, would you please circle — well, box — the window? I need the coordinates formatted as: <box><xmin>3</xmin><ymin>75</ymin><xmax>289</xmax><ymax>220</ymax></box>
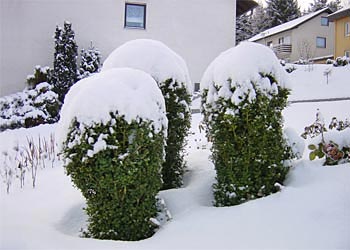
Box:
<box><xmin>278</xmin><ymin>37</ymin><xmax>284</xmax><ymax>44</ymax></box>
<box><xmin>346</xmin><ymin>51</ymin><xmax>350</xmax><ymax>58</ymax></box>
<box><xmin>125</xmin><ymin>3</ymin><xmax>146</xmax><ymax>29</ymax></box>
<box><xmin>345</xmin><ymin>22</ymin><xmax>350</xmax><ymax>36</ymax></box>
<box><xmin>316</xmin><ymin>37</ymin><xmax>326</xmax><ymax>48</ymax></box>
<box><xmin>321</xmin><ymin>17</ymin><xmax>329</xmax><ymax>26</ymax></box>
<box><xmin>267</xmin><ymin>41</ymin><xmax>273</xmax><ymax>47</ymax></box>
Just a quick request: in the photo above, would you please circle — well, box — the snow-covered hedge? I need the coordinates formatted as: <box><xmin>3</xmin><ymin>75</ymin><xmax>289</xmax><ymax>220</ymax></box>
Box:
<box><xmin>326</xmin><ymin>56</ymin><xmax>349</xmax><ymax>67</ymax></box>
<box><xmin>0</xmin><ymin>82</ymin><xmax>60</xmax><ymax>132</ymax></box>
<box><xmin>201</xmin><ymin>42</ymin><xmax>294</xmax><ymax>206</ymax></box>
<box><xmin>57</xmin><ymin>68</ymin><xmax>167</xmax><ymax>241</ymax></box>
<box><xmin>102</xmin><ymin>39</ymin><xmax>192</xmax><ymax>189</ymax></box>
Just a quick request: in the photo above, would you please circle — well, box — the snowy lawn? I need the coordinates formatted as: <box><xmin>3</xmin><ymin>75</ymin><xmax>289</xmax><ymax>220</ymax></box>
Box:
<box><xmin>1</xmin><ymin>64</ymin><xmax>350</xmax><ymax>249</ymax></box>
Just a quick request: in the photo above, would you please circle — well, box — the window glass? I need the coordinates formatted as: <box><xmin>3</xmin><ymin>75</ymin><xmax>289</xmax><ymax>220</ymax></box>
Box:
<box><xmin>125</xmin><ymin>3</ymin><xmax>146</xmax><ymax>29</ymax></box>
<box><xmin>321</xmin><ymin>17</ymin><xmax>329</xmax><ymax>26</ymax></box>
<box><xmin>316</xmin><ymin>37</ymin><xmax>326</xmax><ymax>48</ymax></box>
<box><xmin>345</xmin><ymin>22</ymin><xmax>350</xmax><ymax>36</ymax></box>
<box><xmin>278</xmin><ymin>37</ymin><xmax>284</xmax><ymax>44</ymax></box>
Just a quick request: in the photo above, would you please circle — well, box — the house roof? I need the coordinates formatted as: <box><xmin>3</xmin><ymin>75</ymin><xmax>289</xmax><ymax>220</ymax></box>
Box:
<box><xmin>249</xmin><ymin>7</ymin><xmax>332</xmax><ymax>42</ymax></box>
<box><xmin>327</xmin><ymin>6</ymin><xmax>350</xmax><ymax>21</ymax></box>
<box><xmin>237</xmin><ymin>0</ymin><xmax>258</xmax><ymax>16</ymax></box>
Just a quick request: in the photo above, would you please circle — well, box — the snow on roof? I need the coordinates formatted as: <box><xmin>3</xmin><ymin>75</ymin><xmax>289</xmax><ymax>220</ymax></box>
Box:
<box><xmin>56</xmin><ymin>68</ymin><xmax>168</xmax><ymax>149</ymax></box>
<box><xmin>102</xmin><ymin>39</ymin><xmax>192</xmax><ymax>94</ymax></box>
<box><xmin>328</xmin><ymin>6</ymin><xmax>350</xmax><ymax>21</ymax></box>
<box><xmin>201</xmin><ymin>42</ymin><xmax>289</xmax><ymax>108</ymax></box>
<box><xmin>249</xmin><ymin>8</ymin><xmax>332</xmax><ymax>42</ymax></box>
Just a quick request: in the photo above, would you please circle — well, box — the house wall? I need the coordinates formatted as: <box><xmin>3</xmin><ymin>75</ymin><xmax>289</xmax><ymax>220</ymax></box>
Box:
<box><xmin>253</xmin><ymin>30</ymin><xmax>293</xmax><ymax>60</ymax></box>
<box><xmin>252</xmin><ymin>11</ymin><xmax>334</xmax><ymax>62</ymax></box>
<box><xmin>291</xmin><ymin>12</ymin><xmax>334</xmax><ymax>62</ymax></box>
<box><xmin>334</xmin><ymin>16</ymin><xmax>350</xmax><ymax>57</ymax></box>
<box><xmin>0</xmin><ymin>0</ymin><xmax>236</xmax><ymax>96</ymax></box>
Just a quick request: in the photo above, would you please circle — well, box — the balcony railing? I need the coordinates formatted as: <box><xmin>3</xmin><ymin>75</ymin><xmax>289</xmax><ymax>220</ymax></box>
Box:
<box><xmin>273</xmin><ymin>44</ymin><xmax>292</xmax><ymax>55</ymax></box>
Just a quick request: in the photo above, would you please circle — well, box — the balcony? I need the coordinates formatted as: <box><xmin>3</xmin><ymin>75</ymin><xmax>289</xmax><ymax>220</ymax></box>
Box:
<box><xmin>272</xmin><ymin>44</ymin><xmax>292</xmax><ymax>58</ymax></box>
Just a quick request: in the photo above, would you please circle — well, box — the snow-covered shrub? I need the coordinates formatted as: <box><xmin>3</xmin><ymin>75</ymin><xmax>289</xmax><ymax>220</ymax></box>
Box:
<box><xmin>26</xmin><ymin>65</ymin><xmax>52</xmax><ymax>89</ymax></box>
<box><xmin>78</xmin><ymin>42</ymin><xmax>101</xmax><ymax>80</ymax></box>
<box><xmin>201</xmin><ymin>42</ymin><xmax>294</xmax><ymax>206</ymax></box>
<box><xmin>102</xmin><ymin>39</ymin><xmax>192</xmax><ymax>190</ymax></box>
<box><xmin>57</xmin><ymin>68</ymin><xmax>168</xmax><ymax>241</ymax></box>
<box><xmin>0</xmin><ymin>82</ymin><xmax>60</xmax><ymax>131</ymax></box>
<box><xmin>333</xmin><ymin>56</ymin><xmax>349</xmax><ymax>67</ymax></box>
<box><xmin>51</xmin><ymin>21</ymin><xmax>78</xmax><ymax>103</ymax></box>
<box><xmin>285</xmin><ymin>64</ymin><xmax>297</xmax><ymax>73</ymax></box>
<box><xmin>302</xmin><ymin>112</ymin><xmax>350</xmax><ymax>165</ymax></box>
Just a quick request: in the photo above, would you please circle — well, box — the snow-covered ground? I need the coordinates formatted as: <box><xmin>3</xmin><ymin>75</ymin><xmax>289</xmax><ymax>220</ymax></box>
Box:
<box><xmin>1</xmin><ymin>64</ymin><xmax>350</xmax><ymax>249</ymax></box>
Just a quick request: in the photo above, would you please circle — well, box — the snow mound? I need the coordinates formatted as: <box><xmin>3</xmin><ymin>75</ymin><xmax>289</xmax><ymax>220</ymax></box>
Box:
<box><xmin>56</xmin><ymin>68</ymin><xmax>167</xmax><ymax>149</ymax></box>
<box><xmin>102</xmin><ymin>39</ymin><xmax>192</xmax><ymax>94</ymax></box>
<box><xmin>284</xmin><ymin>127</ymin><xmax>305</xmax><ymax>159</ymax></box>
<box><xmin>201</xmin><ymin>42</ymin><xmax>290</xmax><ymax>92</ymax></box>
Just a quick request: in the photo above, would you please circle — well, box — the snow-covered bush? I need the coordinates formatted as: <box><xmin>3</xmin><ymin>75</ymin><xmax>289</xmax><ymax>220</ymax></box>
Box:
<box><xmin>201</xmin><ymin>42</ymin><xmax>294</xmax><ymax>206</ymax></box>
<box><xmin>333</xmin><ymin>56</ymin><xmax>349</xmax><ymax>67</ymax></box>
<box><xmin>57</xmin><ymin>68</ymin><xmax>168</xmax><ymax>241</ymax></box>
<box><xmin>326</xmin><ymin>57</ymin><xmax>350</xmax><ymax>67</ymax></box>
<box><xmin>302</xmin><ymin>112</ymin><xmax>350</xmax><ymax>165</ymax></box>
<box><xmin>26</xmin><ymin>65</ymin><xmax>52</xmax><ymax>89</ymax></box>
<box><xmin>78</xmin><ymin>42</ymin><xmax>101</xmax><ymax>80</ymax></box>
<box><xmin>102</xmin><ymin>39</ymin><xmax>192</xmax><ymax>190</ymax></box>
<box><xmin>0</xmin><ymin>82</ymin><xmax>60</xmax><ymax>131</ymax></box>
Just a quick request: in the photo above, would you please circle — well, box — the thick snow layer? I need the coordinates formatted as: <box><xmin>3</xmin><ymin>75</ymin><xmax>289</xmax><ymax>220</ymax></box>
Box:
<box><xmin>201</xmin><ymin>42</ymin><xmax>289</xmax><ymax>110</ymax></box>
<box><xmin>287</xmin><ymin>64</ymin><xmax>350</xmax><ymax>101</ymax></box>
<box><xmin>102</xmin><ymin>39</ymin><xmax>192</xmax><ymax>94</ymax></box>
<box><xmin>56</xmin><ymin>68</ymin><xmax>167</xmax><ymax>151</ymax></box>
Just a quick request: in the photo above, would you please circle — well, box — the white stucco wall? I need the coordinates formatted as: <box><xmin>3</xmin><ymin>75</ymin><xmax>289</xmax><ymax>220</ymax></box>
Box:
<box><xmin>0</xmin><ymin>0</ymin><xmax>236</xmax><ymax>96</ymax></box>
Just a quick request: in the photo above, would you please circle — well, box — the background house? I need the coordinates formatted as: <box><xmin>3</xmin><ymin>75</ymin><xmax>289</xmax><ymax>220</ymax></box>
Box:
<box><xmin>328</xmin><ymin>6</ymin><xmax>350</xmax><ymax>58</ymax></box>
<box><xmin>249</xmin><ymin>8</ymin><xmax>334</xmax><ymax>63</ymax></box>
<box><xmin>0</xmin><ymin>0</ymin><xmax>256</xmax><ymax>97</ymax></box>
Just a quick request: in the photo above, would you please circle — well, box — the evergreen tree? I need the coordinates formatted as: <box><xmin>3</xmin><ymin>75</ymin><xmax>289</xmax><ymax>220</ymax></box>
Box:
<box><xmin>78</xmin><ymin>42</ymin><xmax>101</xmax><ymax>80</ymax></box>
<box><xmin>266</xmin><ymin>0</ymin><xmax>301</xmax><ymax>28</ymax></box>
<box><xmin>327</xmin><ymin>0</ymin><xmax>342</xmax><ymax>12</ymax></box>
<box><xmin>52</xmin><ymin>21</ymin><xmax>78</xmax><ymax>103</ymax></box>
<box><xmin>236</xmin><ymin>5</ymin><xmax>271</xmax><ymax>43</ymax></box>
<box><xmin>236</xmin><ymin>13</ymin><xmax>253</xmax><ymax>44</ymax></box>
<box><xmin>250</xmin><ymin>5</ymin><xmax>272</xmax><ymax>36</ymax></box>
<box><xmin>307</xmin><ymin>0</ymin><xmax>342</xmax><ymax>12</ymax></box>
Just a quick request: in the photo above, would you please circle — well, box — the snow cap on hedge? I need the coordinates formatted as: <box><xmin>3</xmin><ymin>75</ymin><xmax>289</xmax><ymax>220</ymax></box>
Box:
<box><xmin>102</xmin><ymin>39</ymin><xmax>192</xmax><ymax>94</ymax></box>
<box><xmin>56</xmin><ymin>68</ymin><xmax>168</xmax><ymax>149</ymax></box>
<box><xmin>201</xmin><ymin>42</ymin><xmax>290</xmax><ymax>106</ymax></box>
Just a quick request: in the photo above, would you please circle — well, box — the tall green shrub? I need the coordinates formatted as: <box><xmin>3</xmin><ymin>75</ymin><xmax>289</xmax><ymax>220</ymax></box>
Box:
<box><xmin>63</xmin><ymin>115</ymin><xmax>164</xmax><ymax>240</ymax></box>
<box><xmin>101</xmin><ymin>39</ymin><xmax>192</xmax><ymax>190</ymax></box>
<box><xmin>159</xmin><ymin>79</ymin><xmax>191</xmax><ymax>189</ymax></box>
<box><xmin>201</xmin><ymin>42</ymin><xmax>294</xmax><ymax>206</ymax></box>
<box><xmin>58</xmin><ymin>68</ymin><xmax>167</xmax><ymax>241</ymax></box>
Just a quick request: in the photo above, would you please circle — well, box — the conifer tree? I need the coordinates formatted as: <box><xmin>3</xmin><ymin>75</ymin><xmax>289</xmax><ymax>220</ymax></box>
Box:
<box><xmin>307</xmin><ymin>0</ymin><xmax>342</xmax><ymax>12</ymax></box>
<box><xmin>266</xmin><ymin>0</ymin><xmax>301</xmax><ymax>28</ymax></box>
<box><xmin>236</xmin><ymin>13</ymin><xmax>253</xmax><ymax>43</ymax></box>
<box><xmin>250</xmin><ymin>5</ymin><xmax>272</xmax><ymax>36</ymax></box>
<box><xmin>78</xmin><ymin>42</ymin><xmax>101</xmax><ymax>80</ymax></box>
<box><xmin>51</xmin><ymin>21</ymin><xmax>78</xmax><ymax>103</ymax></box>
